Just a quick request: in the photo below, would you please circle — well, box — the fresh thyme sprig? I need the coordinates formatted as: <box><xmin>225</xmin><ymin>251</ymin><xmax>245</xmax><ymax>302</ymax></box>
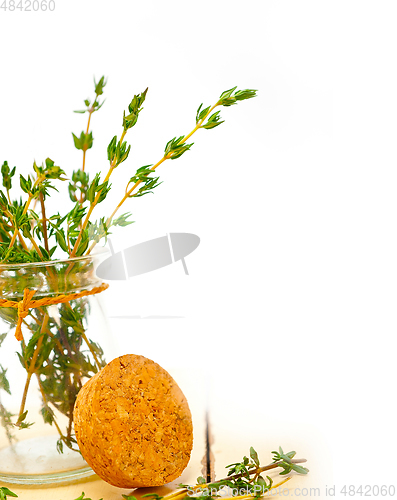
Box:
<box><xmin>0</xmin><ymin>158</ymin><xmax>66</xmax><ymax>262</ymax></box>
<box><xmin>73</xmin><ymin>493</ymin><xmax>103</xmax><ymax>500</ymax></box>
<box><xmin>184</xmin><ymin>446</ymin><xmax>308</xmax><ymax>499</ymax></box>
<box><xmin>0</xmin><ymin>487</ymin><xmax>18</xmax><ymax>500</ymax></box>
<box><xmin>68</xmin><ymin>87</ymin><xmax>147</xmax><ymax>259</ymax></box>
<box><xmin>1</xmin><ymin>82</ymin><xmax>256</xmax><ymax>263</ymax></box>
<box><xmin>70</xmin><ymin>76</ymin><xmax>107</xmax><ymax>205</ymax></box>
<box><xmin>271</xmin><ymin>447</ymin><xmax>309</xmax><ymax>476</ymax></box>
<box><xmin>122</xmin><ymin>447</ymin><xmax>307</xmax><ymax>500</ymax></box>
<box><xmin>1</xmin><ymin>161</ymin><xmax>16</xmax><ymax>204</ymax></box>
<box><xmin>86</xmin><ymin>86</ymin><xmax>257</xmax><ymax>255</ymax></box>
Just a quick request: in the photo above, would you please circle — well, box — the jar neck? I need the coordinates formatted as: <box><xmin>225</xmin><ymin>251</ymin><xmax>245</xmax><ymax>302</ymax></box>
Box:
<box><xmin>0</xmin><ymin>256</ymin><xmax>105</xmax><ymax>299</ymax></box>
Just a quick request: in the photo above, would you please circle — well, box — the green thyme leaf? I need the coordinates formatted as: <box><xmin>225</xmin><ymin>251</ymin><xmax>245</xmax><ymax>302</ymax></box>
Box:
<box><xmin>196</xmin><ymin>103</ymin><xmax>211</xmax><ymax>123</ymax></box>
<box><xmin>72</xmin><ymin>131</ymin><xmax>94</xmax><ymax>151</ymax></box>
<box><xmin>290</xmin><ymin>464</ymin><xmax>309</xmax><ymax>474</ymax></box>
<box><xmin>112</xmin><ymin>213</ymin><xmax>134</xmax><ymax>227</ymax></box>
<box><xmin>250</xmin><ymin>446</ymin><xmax>260</xmax><ymax>467</ymax></box>
<box><xmin>123</xmin><ymin>88</ymin><xmax>148</xmax><ymax>131</ymax></box>
<box><xmin>0</xmin><ymin>486</ymin><xmax>18</xmax><ymax>498</ymax></box>
<box><xmin>94</xmin><ymin>75</ymin><xmax>107</xmax><ymax>96</ymax></box>
<box><xmin>218</xmin><ymin>86</ymin><xmax>257</xmax><ymax>106</ymax></box>
<box><xmin>201</xmin><ymin>110</ymin><xmax>224</xmax><ymax>129</ymax></box>
<box><xmin>41</xmin><ymin>405</ymin><xmax>55</xmax><ymax>425</ymax></box>
<box><xmin>1</xmin><ymin>161</ymin><xmax>16</xmax><ymax>191</ymax></box>
<box><xmin>0</xmin><ymin>365</ymin><xmax>11</xmax><ymax>394</ymax></box>
<box><xmin>164</xmin><ymin>136</ymin><xmax>194</xmax><ymax>159</ymax></box>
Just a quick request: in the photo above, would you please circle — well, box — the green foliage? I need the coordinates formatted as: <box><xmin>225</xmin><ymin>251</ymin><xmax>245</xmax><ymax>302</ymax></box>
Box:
<box><xmin>69</xmin><ymin>169</ymin><xmax>90</xmax><ymax>203</ymax></box>
<box><xmin>87</xmin><ymin>212</ymin><xmax>134</xmax><ymax>246</ymax></box>
<box><xmin>34</xmin><ymin>158</ymin><xmax>67</xmax><ymax>185</ymax></box>
<box><xmin>123</xmin><ymin>87</ymin><xmax>148</xmax><ymax>131</ymax></box>
<box><xmin>202</xmin><ymin>110</ymin><xmax>224</xmax><ymax>130</ymax></box>
<box><xmin>0</xmin><ymin>81</ymin><xmax>256</xmax><ymax>262</ymax></box>
<box><xmin>128</xmin><ymin>165</ymin><xmax>161</xmax><ymax>198</ymax></box>
<box><xmin>17</xmin><ymin>296</ymin><xmax>106</xmax><ymax>449</ymax></box>
<box><xmin>94</xmin><ymin>75</ymin><xmax>107</xmax><ymax>96</ymax></box>
<box><xmin>272</xmin><ymin>447</ymin><xmax>309</xmax><ymax>475</ymax></box>
<box><xmin>164</xmin><ymin>136</ymin><xmax>194</xmax><ymax>160</ymax></box>
<box><xmin>218</xmin><ymin>86</ymin><xmax>257</xmax><ymax>107</ymax></box>
<box><xmin>74</xmin><ymin>75</ymin><xmax>107</xmax><ymax>114</ymax></box>
<box><xmin>73</xmin><ymin>493</ymin><xmax>103</xmax><ymax>500</ymax></box>
<box><xmin>107</xmin><ymin>135</ymin><xmax>131</xmax><ymax>167</ymax></box>
<box><xmin>18</xmin><ymin>159</ymin><xmax>66</xmax><ymax>206</ymax></box>
<box><xmin>0</xmin><ymin>364</ymin><xmax>15</xmax><ymax>441</ymax></box>
<box><xmin>0</xmin><ymin>401</ymin><xmax>15</xmax><ymax>443</ymax></box>
<box><xmin>112</xmin><ymin>213</ymin><xmax>134</xmax><ymax>227</ymax></box>
<box><xmin>0</xmin><ymin>80</ymin><xmax>257</xmax><ymax>454</ymax></box>
<box><xmin>196</xmin><ymin>103</ymin><xmax>212</xmax><ymax>123</ymax></box>
<box><xmin>0</xmin><ymin>364</ymin><xmax>11</xmax><ymax>394</ymax></box>
<box><xmin>72</xmin><ymin>131</ymin><xmax>93</xmax><ymax>152</ymax></box>
<box><xmin>1</xmin><ymin>160</ymin><xmax>16</xmax><ymax>191</ymax></box>
<box><xmin>176</xmin><ymin>446</ymin><xmax>307</xmax><ymax>500</ymax></box>
<box><xmin>0</xmin><ymin>487</ymin><xmax>18</xmax><ymax>499</ymax></box>
<box><xmin>86</xmin><ymin>174</ymin><xmax>111</xmax><ymax>204</ymax></box>
<box><xmin>15</xmin><ymin>409</ymin><xmax>33</xmax><ymax>429</ymax></box>
<box><xmin>41</xmin><ymin>404</ymin><xmax>55</xmax><ymax>425</ymax></box>
<box><xmin>87</xmin><ymin>217</ymin><xmax>111</xmax><ymax>245</ymax></box>
<box><xmin>48</xmin><ymin>213</ymin><xmax>69</xmax><ymax>253</ymax></box>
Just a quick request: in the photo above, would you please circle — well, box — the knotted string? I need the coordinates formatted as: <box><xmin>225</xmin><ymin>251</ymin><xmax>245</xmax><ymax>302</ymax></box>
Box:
<box><xmin>0</xmin><ymin>283</ymin><xmax>109</xmax><ymax>341</ymax></box>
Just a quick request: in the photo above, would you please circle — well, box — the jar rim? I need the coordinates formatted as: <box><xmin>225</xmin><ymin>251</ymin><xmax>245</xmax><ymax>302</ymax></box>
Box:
<box><xmin>0</xmin><ymin>248</ymin><xmax>109</xmax><ymax>270</ymax></box>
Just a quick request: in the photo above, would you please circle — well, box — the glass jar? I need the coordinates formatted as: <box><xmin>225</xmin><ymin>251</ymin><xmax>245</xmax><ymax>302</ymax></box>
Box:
<box><xmin>0</xmin><ymin>254</ymin><xmax>112</xmax><ymax>485</ymax></box>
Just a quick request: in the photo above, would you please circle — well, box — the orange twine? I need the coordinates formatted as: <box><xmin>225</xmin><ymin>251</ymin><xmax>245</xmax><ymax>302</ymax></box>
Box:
<box><xmin>0</xmin><ymin>283</ymin><xmax>109</xmax><ymax>341</ymax></box>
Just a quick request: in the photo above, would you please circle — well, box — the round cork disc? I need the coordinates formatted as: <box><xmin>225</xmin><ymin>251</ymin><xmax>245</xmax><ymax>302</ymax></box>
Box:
<box><xmin>73</xmin><ymin>354</ymin><xmax>193</xmax><ymax>488</ymax></box>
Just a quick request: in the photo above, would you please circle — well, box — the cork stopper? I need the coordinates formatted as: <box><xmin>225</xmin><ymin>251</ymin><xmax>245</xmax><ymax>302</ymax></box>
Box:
<box><xmin>73</xmin><ymin>354</ymin><xmax>193</xmax><ymax>488</ymax></box>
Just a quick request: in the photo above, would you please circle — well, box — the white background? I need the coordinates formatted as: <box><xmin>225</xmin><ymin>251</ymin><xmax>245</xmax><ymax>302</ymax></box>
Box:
<box><xmin>1</xmin><ymin>0</ymin><xmax>397</xmax><ymax>495</ymax></box>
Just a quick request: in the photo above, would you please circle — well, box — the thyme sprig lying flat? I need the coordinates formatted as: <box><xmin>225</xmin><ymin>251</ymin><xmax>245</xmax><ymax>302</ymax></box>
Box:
<box><xmin>187</xmin><ymin>446</ymin><xmax>308</xmax><ymax>499</ymax></box>
<box><xmin>121</xmin><ymin>446</ymin><xmax>307</xmax><ymax>500</ymax></box>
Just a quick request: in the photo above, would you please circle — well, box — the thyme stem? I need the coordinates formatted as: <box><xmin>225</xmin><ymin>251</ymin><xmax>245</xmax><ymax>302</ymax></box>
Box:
<box><xmin>81</xmin><ymin>99</ymin><xmax>96</xmax><ymax>171</ymax></box>
<box><xmin>2</xmin><ymin>206</ymin><xmax>28</xmax><ymax>252</ymax></box>
<box><xmin>17</xmin><ymin>314</ymin><xmax>48</xmax><ymax>424</ymax></box>
<box><xmin>26</xmin><ymin>233</ymin><xmax>45</xmax><ymax>260</ymax></box>
<box><xmin>6</xmin><ymin>174</ymin><xmax>45</xmax><ymax>253</ymax></box>
<box><xmin>229</xmin><ymin>477</ymin><xmax>291</xmax><ymax>499</ymax></box>
<box><xmin>69</xmin><ymin>129</ymin><xmax>127</xmax><ymax>258</ymax></box>
<box><xmin>39</xmin><ymin>192</ymin><xmax>50</xmax><ymax>253</ymax></box>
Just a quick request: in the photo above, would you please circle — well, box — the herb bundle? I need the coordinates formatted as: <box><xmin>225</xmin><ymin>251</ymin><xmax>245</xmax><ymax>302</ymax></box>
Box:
<box><xmin>0</xmin><ymin>79</ymin><xmax>256</xmax><ymax>453</ymax></box>
<box><xmin>0</xmin><ymin>79</ymin><xmax>256</xmax><ymax>263</ymax></box>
